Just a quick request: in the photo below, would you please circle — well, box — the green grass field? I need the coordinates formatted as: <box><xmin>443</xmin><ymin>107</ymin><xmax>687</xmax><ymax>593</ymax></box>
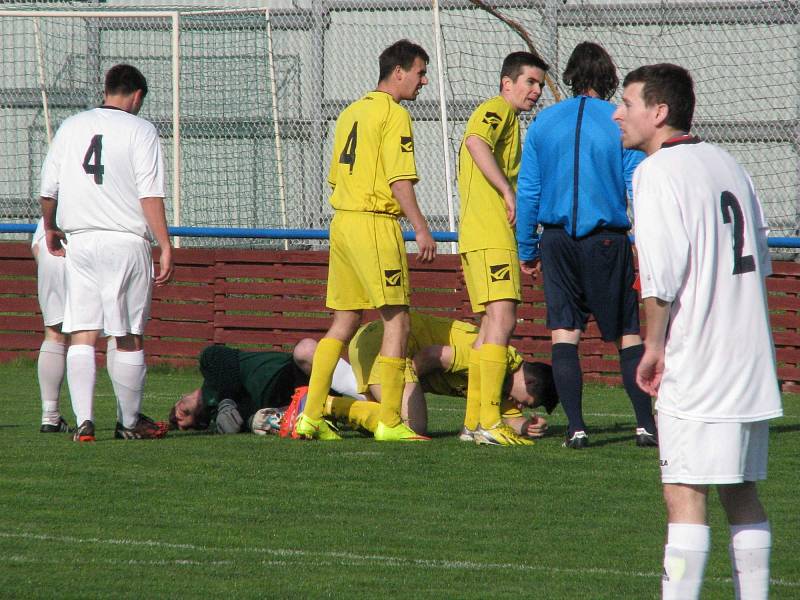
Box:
<box><xmin>1</xmin><ymin>359</ymin><xmax>798</xmax><ymax>599</ymax></box>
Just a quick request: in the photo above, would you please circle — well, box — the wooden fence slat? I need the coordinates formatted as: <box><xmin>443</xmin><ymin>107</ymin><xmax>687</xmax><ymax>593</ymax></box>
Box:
<box><xmin>2</xmin><ymin>241</ymin><xmax>800</xmax><ymax>388</ymax></box>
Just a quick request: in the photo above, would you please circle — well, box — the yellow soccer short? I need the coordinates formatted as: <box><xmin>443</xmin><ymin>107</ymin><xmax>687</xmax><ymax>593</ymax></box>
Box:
<box><xmin>460</xmin><ymin>248</ymin><xmax>521</xmax><ymax>313</ymax></box>
<box><xmin>348</xmin><ymin>320</ymin><xmax>418</xmax><ymax>393</ymax></box>
<box><xmin>327</xmin><ymin>210</ymin><xmax>410</xmax><ymax>310</ymax></box>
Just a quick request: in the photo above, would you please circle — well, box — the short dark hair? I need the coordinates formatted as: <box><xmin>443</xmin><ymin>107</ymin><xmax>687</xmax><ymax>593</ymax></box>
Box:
<box><xmin>523</xmin><ymin>361</ymin><xmax>559</xmax><ymax>414</ymax></box>
<box><xmin>378</xmin><ymin>39</ymin><xmax>429</xmax><ymax>83</ymax></box>
<box><xmin>104</xmin><ymin>64</ymin><xmax>148</xmax><ymax>98</ymax></box>
<box><xmin>499</xmin><ymin>51</ymin><xmax>549</xmax><ymax>89</ymax></box>
<box><xmin>622</xmin><ymin>63</ymin><xmax>695</xmax><ymax>132</ymax></box>
<box><xmin>562</xmin><ymin>41</ymin><xmax>618</xmax><ymax>100</ymax></box>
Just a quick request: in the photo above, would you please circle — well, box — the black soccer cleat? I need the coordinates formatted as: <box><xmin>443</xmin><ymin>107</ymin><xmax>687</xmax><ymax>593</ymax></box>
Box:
<box><xmin>114</xmin><ymin>414</ymin><xmax>168</xmax><ymax>440</ymax></box>
<box><xmin>73</xmin><ymin>420</ymin><xmax>96</xmax><ymax>442</ymax></box>
<box><xmin>40</xmin><ymin>416</ymin><xmax>71</xmax><ymax>433</ymax></box>
<box><xmin>562</xmin><ymin>430</ymin><xmax>588</xmax><ymax>449</ymax></box>
<box><xmin>635</xmin><ymin>427</ymin><xmax>658</xmax><ymax>447</ymax></box>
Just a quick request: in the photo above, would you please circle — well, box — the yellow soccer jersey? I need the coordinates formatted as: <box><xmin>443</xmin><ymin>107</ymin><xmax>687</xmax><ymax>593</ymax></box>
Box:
<box><xmin>328</xmin><ymin>91</ymin><xmax>418</xmax><ymax>216</ymax></box>
<box><xmin>349</xmin><ymin>311</ymin><xmax>523</xmax><ymax>417</ymax></box>
<box><xmin>458</xmin><ymin>95</ymin><xmax>521</xmax><ymax>252</ymax></box>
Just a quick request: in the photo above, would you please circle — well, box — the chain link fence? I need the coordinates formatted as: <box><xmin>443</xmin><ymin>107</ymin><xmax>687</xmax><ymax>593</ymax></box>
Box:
<box><xmin>0</xmin><ymin>1</ymin><xmax>797</xmax><ymax>249</ymax></box>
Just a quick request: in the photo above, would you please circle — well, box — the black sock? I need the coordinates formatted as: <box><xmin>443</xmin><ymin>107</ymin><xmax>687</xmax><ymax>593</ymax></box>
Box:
<box><xmin>619</xmin><ymin>344</ymin><xmax>656</xmax><ymax>432</ymax></box>
<box><xmin>551</xmin><ymin>343</ymin><xmax>585</xmax><ymax>436</ymax></box>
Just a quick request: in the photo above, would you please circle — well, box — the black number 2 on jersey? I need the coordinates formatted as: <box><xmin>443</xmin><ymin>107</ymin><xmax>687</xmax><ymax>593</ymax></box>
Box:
<box><xmin>339</xmin><ymin>122</ymin><xmax>357</xmax><ymax>174</ymax></box>
<box><xmin>82</xmin><ymin>134</ymin><xmax>104</xmax><ymax>184</ymax></box>
<box><xmin>720</xmin><ymin>190</ymin><xmax>756</xmax><ymax>275</ymax></box>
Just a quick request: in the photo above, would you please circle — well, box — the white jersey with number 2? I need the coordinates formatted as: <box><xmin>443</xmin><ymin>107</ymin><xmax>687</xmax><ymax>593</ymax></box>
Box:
<box><xmin>633</xmin><ymin>138</ymin><xmax>783</xmax><ymax>423</ymax></box>
<box><xmin>40</xmin><ymin>106</ymin><xmax>164</xmax><ymax>240</ymax></box>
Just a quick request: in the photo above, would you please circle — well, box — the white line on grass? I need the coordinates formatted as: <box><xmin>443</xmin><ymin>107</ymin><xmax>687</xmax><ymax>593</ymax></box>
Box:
<box><xmin>2</xmin><ymin>531</ymin><xmax>798</xmax><ymax>588</ymax></box>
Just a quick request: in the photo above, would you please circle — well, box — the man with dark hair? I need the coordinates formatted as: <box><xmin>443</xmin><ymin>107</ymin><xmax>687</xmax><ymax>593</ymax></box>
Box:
<box><xmin>614</xmin><ymin>63</ymin><xmax>782</xmax><ymax>600</ymax></box>
<box><xmin>516</xmin><ymin>41</ymin><xmax>655</xmax><ymax>449</ymax></box>
<box><xmin>294</xmin><ymin>39</ymin><xmax>436</xmax><ymax>442</ymax></box>
<box><xmin>40</xmin><ymin>63</ymin><xmax>172</xmax><ymax>442</ymax></box>
<box><xmin>349</xmin><ymin>311</ymin><xmax>558</xmax><ymax>439</ymax></box>
<box><xmin>457</xmin><ymin>51</ymin><xmax>548</xmax><ymax>446</ymax></box>
<box><xmin>170</xmin><ymin>341</ymin><xmax>377</xmax><ymax>435</ymax></box>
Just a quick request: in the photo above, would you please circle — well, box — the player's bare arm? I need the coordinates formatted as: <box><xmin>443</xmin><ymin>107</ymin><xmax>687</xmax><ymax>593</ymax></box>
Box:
<box><xmin>464</xmin><ymin>135</ymin><xmax>516</xmax><ymax>226</ymax></box>
<box><xmin>411</xmin><ymin>344</ymin><xmax>454</xmax><ymax>376</ymax></box>
<box><xmin>390</xmin><ymin>179</ymin><xmax>436</xmax><ymax>263</ymax></box>
<box><xmin>636</xmin><ymin>296</ymin><xmax>671</xmax><ymax>395</ymax></box>
<box><xmin>140</xmin><ymin>196</ymin><xmax>174</xmax><ymax>286</ymax></box>
<box><xmin>40</xmin><ymin>196</ymin><xmax>66</xmax><ymax>257</ymax></box>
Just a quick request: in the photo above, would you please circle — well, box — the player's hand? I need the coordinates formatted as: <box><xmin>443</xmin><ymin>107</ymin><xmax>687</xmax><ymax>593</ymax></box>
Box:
<box><xmin>503</xmin><ymin>189</ymin><xmax>516</xmax><ymax>227</ymax></box>
<box><xmin>520</xmin><ymin>258</ymin><xmax>541</xmax><ymax>278</ymax></box>
<box><xmin>635</xmin><ymin>347</ymin><xmax>664</xmax><ymax>396</ymax></box>
<box><xmin>523</xmin><ymin>414</ymin><xmax>548</xmax><ymax>438</ymax></box>
<box><xmin>415</xmin><ymin>229</ymin><xmax>436</xmax><ymax>264</ymax></box>
<box><xmin>45</xmin><ymin>228</ymin><xmax>67</xmax><ymax>257</ymax></box>
<box><xmin>154</xmin><ymin>245</ymin><xmax>174</xmax><ymax>286</ymax></box>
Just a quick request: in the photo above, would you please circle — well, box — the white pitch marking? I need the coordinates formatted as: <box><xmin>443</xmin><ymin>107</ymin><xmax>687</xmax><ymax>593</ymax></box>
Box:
<box><xmin>1</xmin><ymin>531</ymin><xmax>798</xmax><ymax>588</ymax></box>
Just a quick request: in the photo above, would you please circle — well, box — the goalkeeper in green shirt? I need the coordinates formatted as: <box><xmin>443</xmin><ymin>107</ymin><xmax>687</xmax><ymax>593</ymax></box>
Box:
<box><xmin>169</xmin><ymin>340</ymin><xmax>377</xmax><ymax>434</ymax></box>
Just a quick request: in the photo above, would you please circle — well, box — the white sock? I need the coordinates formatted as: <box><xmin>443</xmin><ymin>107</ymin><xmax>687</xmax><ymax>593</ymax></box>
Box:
<box><xmin>730</xmin><ymin>521</ymin><xmax>771</xmax><ymax>600</ymax></box>
<box><xmin>105</xmin><ymin>337</ymin><xmax>122</xmax><ymax>422</ymax></box>
<box><xmin>66</xmin><ymin>345</ymin><xmax>96</xmax><ymax>425</ymax></box>
<box><xmin>38</xmin><ymin>340</ymin><xmax>66</xmax><ymax>424</ymax></box>
<box><xmin>112</xmin><ymin>350</ymin><xmax>146</xmax><ymax>429</ymax></box>
<box><xmin>663</xmin><ymin>523</ymin><xmax>711</xmax><ymax>600</ymax></box>
<box><xmin>331</xmin><ymin>358</ymin><xmax>365</xmax><ymax>400</ymax></box>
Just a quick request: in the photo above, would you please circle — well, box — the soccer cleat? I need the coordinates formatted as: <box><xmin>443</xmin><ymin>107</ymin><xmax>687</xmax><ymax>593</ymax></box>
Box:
<box><xmin>458</xmin><ymin>426</ymin><xmax>476</xmax><ymax>442</ymax></box>
<box><xmin>474</xmin><ymin>423</ymin><xmax>534</xmax><ymax>446</ymax></box>
<box><xmin>40</xmin><ymin>416</ymin><xmax>70</xmax><ymax>433</ymax></box>
<box><xmin>635</xmin><ymin>427</ymin><xmax>658</xmax><ymax>447</ymax></box>
<box><xmin>73</xmin><ymin>420</ymin><xmax>95</xmax><ymax>442</ymax></box>
<box><xmin>374</xmin><ymin>421</ymin><xmax>430</xmax><ymax>442</ymax></box>
<box><xmin>562</xmin><ymin>430</ymin><xmax>589</xmax><ymax>449</ymax></box>
<box><xmin>279</xmin><ymin>387</ymin><xmax>308</xmax><ymax>439</ymax></box>
<box><xmin>114</xmin><ymin>414</ymin><xmax>168</xmax><ymax>440</ymax></box>
<box><xmin>293</xmin><ymin>412</ymin><xmax>342</xmax><ymax>441</ymax></box>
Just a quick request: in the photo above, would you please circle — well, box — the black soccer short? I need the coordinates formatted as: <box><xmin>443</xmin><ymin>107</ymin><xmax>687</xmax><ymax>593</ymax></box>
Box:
<box><xmin>539</xmin><ymin>227</ymin><xmax>640</xmax><ymax>341</ymax></box>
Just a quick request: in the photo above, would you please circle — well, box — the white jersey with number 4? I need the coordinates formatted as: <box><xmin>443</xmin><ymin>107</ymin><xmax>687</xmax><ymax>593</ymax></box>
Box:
<box><xmin>40</xmin><ymin>106</ymin><xmax>164</xmax><ymax>240</ymax></box>
<box><xmin>633</xmin><ymin>138</ymin><xmax>783</xmax><ymax>423</ymax></box>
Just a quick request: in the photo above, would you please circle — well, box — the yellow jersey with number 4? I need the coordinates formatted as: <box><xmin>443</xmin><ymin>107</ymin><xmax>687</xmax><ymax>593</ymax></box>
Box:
<box><xmin>458</xmin><ymin>95</ymin><xmax>520</xmax><ymax>252</ymax></box>
<box><xmin>328</xmin><ymin>91</ymin><xmax>418</xmax><ymax>216</ymax></box>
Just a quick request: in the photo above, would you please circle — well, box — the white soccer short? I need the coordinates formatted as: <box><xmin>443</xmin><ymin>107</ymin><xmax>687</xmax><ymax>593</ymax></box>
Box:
<box><xmin>34</xmin><ymin>242</ymin><xmax>67</xmax><ymax>326</ymax></box>
<box><xmin>62</xmin><ymin>231</ymin><xmax>153</xmax><ymax>337</ymax></box>
<box><xmin>658</xmin><ymin>412</ymin><xmax>769</xmax><ymax>485</ymax></box>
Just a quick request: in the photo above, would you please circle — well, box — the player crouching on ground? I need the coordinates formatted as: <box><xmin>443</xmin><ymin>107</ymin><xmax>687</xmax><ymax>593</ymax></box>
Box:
<box><xmin>169</xmin><ymin>341</ymin><xmax>378</xmax><ymax>436</ymax></box>
<box><xmin>348</xmin><ymin>311</ymin><xmax>558</xmax><ymax>442</ymax></box>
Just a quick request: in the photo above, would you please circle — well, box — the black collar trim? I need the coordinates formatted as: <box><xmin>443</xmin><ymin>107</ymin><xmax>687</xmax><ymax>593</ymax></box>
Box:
<box><xmin>661</xmin><ymin>134</ymin><xmax>701</xmax><ymax>148</ymax></box>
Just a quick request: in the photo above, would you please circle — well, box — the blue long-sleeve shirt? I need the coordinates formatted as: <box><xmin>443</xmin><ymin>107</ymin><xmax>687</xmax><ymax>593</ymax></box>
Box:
<box><xmin>516</xmin><ymin>96</ymin><xmax>645</xmax><ymax>261</ymax></box>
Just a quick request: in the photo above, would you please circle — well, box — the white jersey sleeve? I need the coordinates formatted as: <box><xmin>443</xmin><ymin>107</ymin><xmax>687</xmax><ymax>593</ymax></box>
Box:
<box><xmin>632</xmin><ymin>140</ymin><xmax>782</xmax><ymax>423</ymax></box>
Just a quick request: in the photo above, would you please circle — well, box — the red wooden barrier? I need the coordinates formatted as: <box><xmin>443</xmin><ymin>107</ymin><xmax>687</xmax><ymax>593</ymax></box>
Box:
<box><xmin>1</xmin><ymin>242</ymin><xmax>799</xmax><ymax>392</ymax></box>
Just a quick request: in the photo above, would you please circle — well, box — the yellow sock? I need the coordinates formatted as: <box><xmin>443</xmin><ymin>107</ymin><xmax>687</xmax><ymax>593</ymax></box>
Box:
<box><xmin>479</xmin><ymin>343</ymin><xmax>507</xmax><ymax>428</ymax></box>
<box><xmin>304</xmin><ymin>338</ymin><xmax>343</xmax><ymax>420</ymax></box>
<box><xmin>325</xmin><ymin>396</ymin><xmax>380</xmax><ymax>433</ymax></box>
<box><xmin>464</xmin><ymin>348</ymin><xmax>481</xmax><ymax>430</ymax></box>
<box><xmin>377</xmin><ymin>355</ymin><xmax>405</xmax><ymax>427</ymax></box>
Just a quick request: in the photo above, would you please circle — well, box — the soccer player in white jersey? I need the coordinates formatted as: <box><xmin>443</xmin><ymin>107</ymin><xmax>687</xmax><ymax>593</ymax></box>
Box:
<box><xmin>613</xmin><ymin>64</ymin><xmax>783</xmax><ymax>600</ymax></box>
<box><xmin>31</xmin><ymin>218</ymin><xmax>70</xmax><ymax>433</ymax></box>
<box><xmin>40</xmin><ymin>64</ymin><xmax>174</xmax><ymax>442</ymax></box>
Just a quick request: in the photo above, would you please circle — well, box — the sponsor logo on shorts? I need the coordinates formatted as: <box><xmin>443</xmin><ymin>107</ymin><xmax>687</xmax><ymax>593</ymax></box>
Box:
<box><xmin>400</xmin><ymin>137</ymin><xmax>414</xmax><ymax>152</ymax></box>
<box><xmin>489</xmin><ymin>263</ymin><xmax>511</xmax><ymax>282</ymax></box>
<box><xmin>660</xmin><ymin>459</ymin><xmax>669</xmax><ymax>467</ymax></box>
<box><xmin>384</xmin><ymin>269</ymin><xmax>402</xmax><ymax>287</ymax></box>
<box><xmin>482</xmin><ymin>111</ymin><xmax>502</xmax><ymax>129</ymax></box>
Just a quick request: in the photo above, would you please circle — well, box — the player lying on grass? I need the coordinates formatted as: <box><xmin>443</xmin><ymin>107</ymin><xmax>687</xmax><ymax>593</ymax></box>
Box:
<box><xmin>169</xmin><ymin>342</ymin><xmax>377</xmax><ymax>435</ymax></box>
<box><xmin>348</xmin><ymin>311</ymin><xmax>558</xmax><ymax>443</ymax></box>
